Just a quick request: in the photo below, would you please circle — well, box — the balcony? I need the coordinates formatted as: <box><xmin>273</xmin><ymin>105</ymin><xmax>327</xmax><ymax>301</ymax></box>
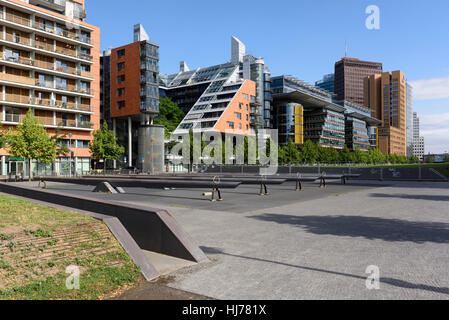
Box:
<box><xmin>36</xmin><ymin>116</ymin><xmax>55</xmax><ymax>126</ymax></box>
<box><xmin>30</xmin><ymin>0</ymin><xmax>66</xmax><ymax>13</ymax></box>
<box><xmin>0</xmin><ymin>12</ymin><xmax>92</xmax><ymax>46</ymax></box>
<box><xmin>3</xmin><ymin>12</ymin><xmax>31</xmax><ymax>27</ymax></box>
<box><xmin>0</xmin><ymin>72</ymin><xmax>35</xmax><ymax>86</ymax></box>
<box><xmin>4</xmin><ymin>94</ymin><xmax>32</xmax><ymax>104</ymax></box>
<box><xmin>34</xmin><ymin>40</ymin><xmax>55</xmax><ymax>52</ymax></box>
<box><xmin>57</xmin><ymin>120</ymin><xmax>93</xmax><ymax>129</ymax></box>
<box><xmin>0</xmin><ymin>33</ymin><xmax>31</xmax><ymax>46</ymax></box>
<box><xmin>78</xmin><ymin>52</ymin><xmax>93</xmax><ymax>61</ymax></box>
<box><xmin>5</xmin><ymin>113</ymin><xmax>23</xmax><ymax>123</ymax></box>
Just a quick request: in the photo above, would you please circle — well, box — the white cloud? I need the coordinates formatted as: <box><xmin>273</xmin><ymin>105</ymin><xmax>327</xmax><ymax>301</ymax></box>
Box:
<box><xmin>410</xmin><ymin>76</ymin><xmax>449</xmax><ymax>100</ymax></box>
<box><xmin>419</xmin><ymin>113</ymin><xmax>449</xmax><ymax>154</ymax></box>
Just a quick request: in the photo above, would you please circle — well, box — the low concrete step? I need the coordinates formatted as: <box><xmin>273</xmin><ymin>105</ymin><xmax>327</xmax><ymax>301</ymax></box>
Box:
<box><xmin>143</xmin><ymin>250</ymin><xmax>197</xmax><ymax>275</ymax></box>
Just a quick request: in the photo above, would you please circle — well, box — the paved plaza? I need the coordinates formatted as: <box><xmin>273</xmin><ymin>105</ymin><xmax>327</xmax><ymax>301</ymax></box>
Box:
<box><xmin>16</xmin><ymin>179</ymin><xmax>449</xmax><ymax>299</ymax></box>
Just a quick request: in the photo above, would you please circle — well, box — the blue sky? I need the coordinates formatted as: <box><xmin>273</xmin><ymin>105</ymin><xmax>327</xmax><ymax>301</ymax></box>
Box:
<box><xmin>85</xmin><ymin>0</ymin><xmax>449</xmax><ymax>153</ymax></box>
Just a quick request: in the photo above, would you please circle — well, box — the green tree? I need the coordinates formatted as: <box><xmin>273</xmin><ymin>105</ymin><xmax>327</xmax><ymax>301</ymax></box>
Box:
<box><xmin>89</xmin><ymin>121</ymin><xmax>125</xmax><ymax>169</ymax></box>
<box><xmin>5</xmin><ymin>110</ymin><xmax>57</xmax><ymax>181</ymax></box>
<box><xmin>301</xmin><ymin>140</ymin><xmax>319</xmax><ymax>163</ymax></box>
<box><xmin>339</xmin><ymin>145</ymin><xmax>352</xmax><ymax>163</ymax></box>
<box><xmin>154</xmin><ymin>97</ymin><xmax>185</xmax><ymax>138</ymax></box>
<box><xmin>281</xmin><ymin>139</ymin><xmax>301</xmax><ymax>164</ymax></box>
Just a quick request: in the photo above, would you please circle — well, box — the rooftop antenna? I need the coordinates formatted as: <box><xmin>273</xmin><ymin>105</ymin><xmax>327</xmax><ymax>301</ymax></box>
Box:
<box><xmin>345</xmin><ymin>40</ymin><xmax>348</xmax><ymax>57</ymax></box>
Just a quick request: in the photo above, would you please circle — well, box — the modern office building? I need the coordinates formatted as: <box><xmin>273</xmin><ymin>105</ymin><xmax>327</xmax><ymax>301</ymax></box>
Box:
<box><xmin>272</xmin><ymin>75</ymin><xmax>379</xmax><ymax>150</ymax></box>
<box><xmin>0</xmin><ymin>0</ymin><xmax>100</xmax><ymax>176</ymax></box>
<box><xmin>315</xmin><ymin>73</ymin><xmax>334</xmax><ymax>94</ymax></box>
<box><xmin>412</xmin><ymin>112</ymin><xmax>425</xmax><ymax>160</ymax></box>
<box><xmin>406</xmin><ymin>83</ymin><xmax>413</xmax><ymax>157</ymax></box>
<box><xmin>335</xmin><ymin>57</ymin><xmax>383</xmax><ymax>106</ymax></box>
<box><xmin>164</xmin><ymin>36</ymin><xmax>271</xmax><ymax>136</ymax></box>
<box><xmin>165</xmin><ymin>62</ymin><xmax>257</xmax><ymax>137</ymax></box>
<box><xmin>364</xmin><ymin>70</ymin><xmax>408</xmax><ymax>155</ymax></box>
<box><xmin>101</xmin><ymin>24</ymin><xmax>164</xmax><ymax>173</ymax></box>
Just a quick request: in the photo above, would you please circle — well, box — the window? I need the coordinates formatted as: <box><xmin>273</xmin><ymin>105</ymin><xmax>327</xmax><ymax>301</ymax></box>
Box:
<box><xmin>55</xmin><ymin>77</ymin><xmax>67</xmax><ymax>90</ymax></box>
<box><xmin>55</xmin><ymin>60</ymin><xmax>68</xmax><ymax>73</ymax></box>
<box><xmin>77</xmin><ymin>140</ymin><xmax>90</xmax><ymax>148</ymax></box>
<box><xmin>117</xmin><ymin>101</ymin><xmax>125</xmax><ymax>109</ymax></box>
<box><xmin>117</xmin><ymin>88</ymin><xmax>125</xmax><ymax>97</ymax></box>
<box><xmin>117</xmin><ymin>49</ymin><xmax>125</xmax><ymax>59</ymax></box>
<box><xmin>243</xmin><ymin>94</ymin><xmax>249</xmax><ymax>101</ymax></box>
<box><xmin>227</xmin><ymin>121</ymin><xmax>235</xmax><ymax>129</ymax></box>
<box><xmin>117</xmin><ymin>75</ymin><xmax>125</xmax><ymax>84</ymax></box>
<box><xmin>234</xmin><ymin>112</ymin><xmax>242</xmax><ymax>120</ymax></box>
<box><xmin>117</xmin><ymin>62</ymin><xmax>125</xmax><ymax>72</ymax></box>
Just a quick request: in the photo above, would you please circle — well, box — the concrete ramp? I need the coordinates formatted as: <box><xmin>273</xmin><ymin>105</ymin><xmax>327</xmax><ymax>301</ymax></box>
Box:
<box><xmin>0</xmin><ymin>182</ymin><xmax>209</xmax><ymax>281</ymax></box>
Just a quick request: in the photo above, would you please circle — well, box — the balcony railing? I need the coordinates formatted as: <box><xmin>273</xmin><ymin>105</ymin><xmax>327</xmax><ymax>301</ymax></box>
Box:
<box><xmin>78</xmin><ymin>52</ymin><xmax>93</xmax><ymax>61</ymax></box>
<box><xmin>34</xmin><ymin>40</ymin><xmax>55</xmax><ymax>52</ymax></box>
<box><xmin>0</xmin><ymin>72</ymin><xmax>35</xmax><ymax>86</ymax></box>
<box><xmin>35</xmin><ymin>60</ymin><xmax>54</xmax><ymax>70</ymax></box>
<box><xmin>1</xmin><ymin>33</ymin><xmax>32</xmax><ymax>46</ymax></box>
<box><xmin>36</xmin><ymin>117</ymin><xmax>55</xmax><ymax>126</ymax></box>
<box><xmin>0</xmin><ymin>12</ymin><xmax>92</xmax><ymax>46</ymax></box>
<box><xmin>3</xmin><ymin>12</ymin><xmax>31</xmax><ymax>27</ymax></box>
<box><xmin>5</xmin><ymin>114</ymin><xmax>23</xmax><ymax>123</ymax></box>
<box><xmin>4</xmin><ymin>94</ymin><xmax>32</xmax><ymax>104</ymax></box>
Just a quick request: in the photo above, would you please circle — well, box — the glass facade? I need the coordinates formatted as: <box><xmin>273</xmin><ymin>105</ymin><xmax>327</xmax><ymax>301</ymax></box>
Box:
<box><xmin>345</xmin><ymin>117</ymin><xmax>370</xmax><ymax>151</ymax></box>
<box><xmin>140</xmin><ymin>41</ymin><xmax>160</xmax><ymax>114</ymax></box>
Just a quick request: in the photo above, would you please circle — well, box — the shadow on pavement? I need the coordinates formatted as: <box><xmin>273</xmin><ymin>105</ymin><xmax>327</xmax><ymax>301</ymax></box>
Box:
<box><xmin>247</xmin><ymin>214</ymin><xmax>449</xmax><ymax>243</ymax></box>
<box><xmin>370</xmin><ymin>193</ymin><xmax>449</xmax><ymax>202</ymax></box>
<box><xmin>201</xmin><ymin>246</ymin><xmax>449</xmax><ymax>296</ymax></box>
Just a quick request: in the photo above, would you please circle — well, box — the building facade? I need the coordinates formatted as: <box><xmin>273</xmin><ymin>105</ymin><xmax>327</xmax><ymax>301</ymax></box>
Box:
<box><xmin>0</xmin><ymin>0</ymin><xmax>100</xmax><ymax>176</ymax></box>
<box><xmin>406</xmin><ymin>83</ymin><xmax>413</xmax><ymax>157</ymax></box>
<box><xmin>272</xmin><ymin>76</ymin><xmax>379</xmax><ymax>150</ymax></box>
<box><xmin>101</xmin><ymin>24</ymin><xmax>163</xmax><ymax>173</ymax></box>
<box><xmin>164</xmin><ymin>36</ymin><xmax>270</xmax><ymax>137</ymax></box>
<box><xmin>165</xmin><ymin>63</ymin><xmax>257</xmax><ymax>137</ymax></box>
<box><xmin>315</xmin><ymin>73</ymin><xmax>334</xmax><ymax>94</ymax></box>
<box><xmin>364</xmin><ymin>71</ymin><xmax>408</xmax><ymax>156</ymax></box>
<box><xmin>412</xmin><ymin>112</ymin><xmax>425</xmax><ymax>160</ymax></box>
<box><xmin>335</xmin><ymin>57</ymin><xmax>383</xmax><ymax>106</ymax></box>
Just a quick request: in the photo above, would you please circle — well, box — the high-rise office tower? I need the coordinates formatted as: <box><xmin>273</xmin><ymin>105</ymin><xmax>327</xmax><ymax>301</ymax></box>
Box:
<box><xmin>335</xmin><ymin>57</ymin><xmax>383</xmax><ymax>105</ymax></box>
<box><xmin>101</xmin><ymin>24</ymin><xmax>163</xmax><ymax>173</ymax></box>
<box><xmin>315</xmin><ymin>73</ymin><xmax>335</xmax><ymax>94</ymax></box>
<box><xmin>406</xmin><ymin>83</ymin><xmax>413</xmax><ymax>157</ymax></box>
<box><xmin>364</xmin><ymin>71</ymin><xmax>408</xmax><ymax>155</ymax></box>
<box><xmin>412</xmin><ymin>112</ymin><xmax>425</xmax><ymax>160</ymax></box>
<box><xmin>0</xmin><ymin>0</ymin><xmax>100</xmax><ymax>176</ymax></box>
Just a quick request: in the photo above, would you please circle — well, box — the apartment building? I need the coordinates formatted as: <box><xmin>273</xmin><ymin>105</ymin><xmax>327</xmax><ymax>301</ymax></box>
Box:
<box><xmin>101</xmin><ymin>24</ymin><xmax>163</xmax><ymax>173</ymax></box>
<box><xmin>335</xmin><ymin>57</ymin><xmax>383</xmax><ymax>106</ymax></box>
<box><xmin>0</xmin><ymin>0</ymin><xmax>99</xmax><ymax>176</ymax></box>
<box><xmin>364</xmin><ymin>71</ymin><xmax>408</xmax><ymax>155</ymax></box>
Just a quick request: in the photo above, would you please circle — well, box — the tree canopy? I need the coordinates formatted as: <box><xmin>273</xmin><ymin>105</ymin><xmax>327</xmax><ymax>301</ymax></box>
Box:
<box><xmin>5</xmin><ymin>110</ymin><xmax>58</xmax><ymax>181</ymax></box>
<box><xmin>154</xmin><ymin>97</ymin><xmax>185</xmax><ymax>138</ymax></box>
<box><xmin>89</xmin><ymin>121</ymin><xmax>125</xmax><ymax>162</ymax></box>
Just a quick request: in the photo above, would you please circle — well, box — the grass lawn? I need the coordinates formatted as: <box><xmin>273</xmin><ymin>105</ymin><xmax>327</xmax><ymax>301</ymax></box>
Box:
<box><xmin>0</xmin><ymin>195</ymin><xmax>142</xmax><ymax>300</ymax></box>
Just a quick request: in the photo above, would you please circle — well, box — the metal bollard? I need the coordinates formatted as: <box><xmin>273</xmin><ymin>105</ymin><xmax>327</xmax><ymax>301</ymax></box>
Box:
<box><xmin>211</xmin><ymin>176</ymin><xmax>223</xmax><ymax>202</ymax></box>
